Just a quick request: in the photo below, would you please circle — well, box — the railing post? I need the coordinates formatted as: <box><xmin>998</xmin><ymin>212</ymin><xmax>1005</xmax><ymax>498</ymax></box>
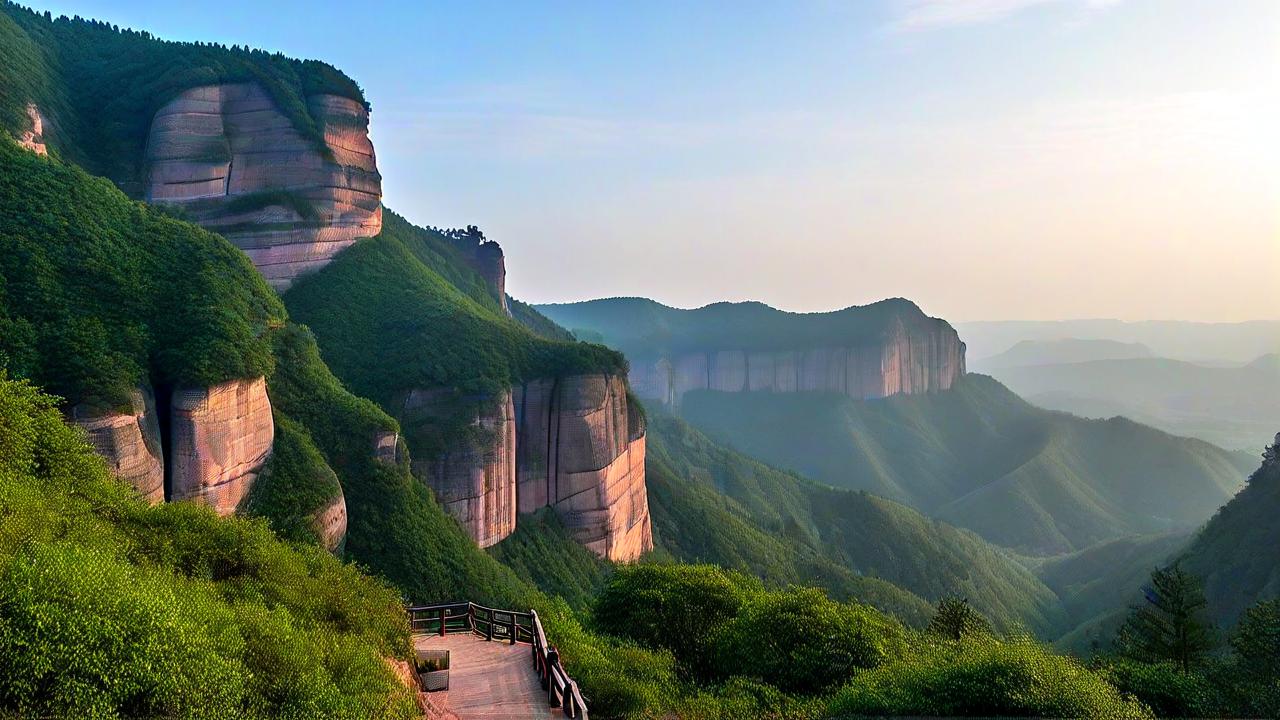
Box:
<box><xmin>438</xmin><ymin>606</ymin><xmax>446</xmax><ymax>637</ymax></box>
<box><xmin>486</xmin><ymin>608</ymin><xmax>494</xmax><ymax>641</ymax></box>
<box><xmin>547</xmin><ymin>648</ymin><xmax>561</xmax><ymax>708</ymax></box>
<box><xmin>509</xmin><ymin>614</ymin><xmax>517</xmax><ymax>645</ymax></box>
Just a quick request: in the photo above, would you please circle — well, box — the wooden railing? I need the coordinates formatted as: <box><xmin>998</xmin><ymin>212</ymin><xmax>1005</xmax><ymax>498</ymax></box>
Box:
<box><xmin>408</xmin><ymin>602</ymin><xmax>588</xmax><ymax>720</ymax></box>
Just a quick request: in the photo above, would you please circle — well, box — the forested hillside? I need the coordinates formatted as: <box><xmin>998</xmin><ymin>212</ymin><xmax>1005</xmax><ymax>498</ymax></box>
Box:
<box><xmin>1180</xmin><ymin>438</ymin><xmax>1280</xmax><ymax>625</ymax></box>
<box><xmin>681</xmin><ymin>374</ymin><xmax>1251</xmax><ymax>555</ymax></box>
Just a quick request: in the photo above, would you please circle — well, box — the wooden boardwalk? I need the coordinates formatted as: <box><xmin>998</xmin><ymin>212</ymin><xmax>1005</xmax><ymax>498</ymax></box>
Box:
<box><xmin>414</xmin><ymin>632</ymin><xmax>555</xmax><ymax>720</ymax></box>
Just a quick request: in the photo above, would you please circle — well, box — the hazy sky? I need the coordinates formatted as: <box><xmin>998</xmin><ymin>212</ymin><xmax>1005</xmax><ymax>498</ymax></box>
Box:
<box><xmin>25</xmin><ymin>0</ymin><xmax>1280</xmax><ymax>320</ymax></box>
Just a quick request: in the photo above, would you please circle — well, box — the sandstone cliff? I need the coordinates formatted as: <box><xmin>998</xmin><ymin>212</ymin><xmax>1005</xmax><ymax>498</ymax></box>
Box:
<box><xmin>17</xmin><ymin>103</ymin><xmax>46</xmax><ymax>155</ymax></box>
<box><xmin>403</xmin><ymin>389</ymin><xmax>518</xmax><ymax>548</ymax></box>
<box><xmin>69</xmin><ymin>387</ymin><xmax>164</xmax><ymax>504</ymax></box>
<box><xmin>145</xmin><ymin>82</ymin><xmax>381</xmax><ymax>289</ymax></box>
<box><xmin>310</xmin><ymin>488</ymin><xmax>349</xmax><ymax>554</ymax></box>
<box><xmin>514</xmin><ymin>374</ymin><xmax>652</xmax><ymax>562</ymax></box>
<box><xmin>631</xmin><ymin>322</ymin><xmax>965</xmax><ymax>407</ymax></box>
<box><xmin>169</xmin><ymin>377</ymin><xmax>275</xmax><ymax>515</ymax></box>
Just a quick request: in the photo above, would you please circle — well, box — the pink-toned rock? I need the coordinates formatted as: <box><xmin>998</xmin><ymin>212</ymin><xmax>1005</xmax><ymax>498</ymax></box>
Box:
<box><xmin>514</xmin><ymin>374</ymin><xmax>652</xmax><ymax>562</ymax></box>
<box><xmin>629</xmin><ymin>316</ymin><xmax>966</xmax><ymax>407</ymax></box>
<box><xmin>373</xmin><ymin>429</ymin><xmax>402</xmax><ymax>465</ymax></box>
<box><xmin>169</xmin><ymin>377</ymin><xmax>274</xmax><ymax>515</ymax></box>
<box><xmin>404</xmin><ymin>390</ymin><xmax>517</xmax><ymax>548</ymax></box>
<box><xmin>68</xmin><ymin>387</ymin><xmax>164</xmax><ymax>504</ymax></box>
<box><xmin>17</xmin><ymin>103</ymin><xmax>47</xmax><ymax>155</ymax></box>
<box><xmin>145</xmin><ymin>83</ymin><xmax>382</xmax><ymax>289</ymax></box>
<box><xmin>310</xmin><ymin>488</ymin><xmax>348</xmax><ymax>554</ymax></box>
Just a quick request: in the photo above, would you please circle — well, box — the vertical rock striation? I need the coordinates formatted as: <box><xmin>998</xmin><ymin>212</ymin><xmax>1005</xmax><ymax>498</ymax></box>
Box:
<box><xmin>629</xmin><ymin>316</ymin><xmax>966</xmax><ymax>407</ymax></box>
<box><xmin>68</xmin><ymin>387</ymin><xmax>165</xmax><ymax>504</ymax></box>
<box><xmin>310</xmin><ymin>488</ymin><xmax>349</xmax><ymax>554</ymax></box>
<box><xmin>17</xmin><ymin>103</ymin><xmax>47</xmax><ymax>155</ymax></box>
<box><xmin>514</xmin><ymin>374</ymin><xmax>652</xmax><ymax>562</ymax></box>
<box><xmin>169</xmin><ymin>377</ymin><xmax>274</xmax><ymax>515</ymax></box>
<box><xmin>145</xmin><ymin>82</ymin><xmax>382</xmax><ymax>289</ymax></box>
<box><xmin>403</xmin><ymin>389</ymin><xmax>518</xmax><ymax>548</ymax></box>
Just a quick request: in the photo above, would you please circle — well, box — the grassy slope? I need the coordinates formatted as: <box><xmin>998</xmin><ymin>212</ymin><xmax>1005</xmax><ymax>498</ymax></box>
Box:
<box><xmin>1180</xmin><ymin>449</ymin><xmax>1280</xmax><ymax>626</ymax></box>
<box><xmin>645</xmin><ymin>410</ymin><xmax>1067</xmax><ymax>634</ymax></box>
<box><xmin>681</xmin><ymin>374</ymin><xmax>1251</xmax><ymax>556</ymax></box>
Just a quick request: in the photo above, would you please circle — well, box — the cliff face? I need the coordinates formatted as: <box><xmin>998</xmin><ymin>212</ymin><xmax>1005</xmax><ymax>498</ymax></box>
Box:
<box><xmin>69</xmin><ymin>387</ymin><xmax>165</xmax><ymax>504</ymax></box>
<box><xmin>514</xmin><ymin>374</ymin><xmax>653</xmax><ymax>562</ymax></box>
<box><xmin>169</xmin><ymin>377</ymin><xmax>275</xmax><ymax>515</ymax></box>
<box><xmin>145</xmin><ymin>82</ymin><xmax>382</xmax><ymax>289</ymax></box>
<box><xmin>629</xmin><ymin>316</ymin><xmax>965</xmax><ymax>407</ymax></box>
<box><xmin>17</xmin><ymin>103</ymin><xmax>46</xmax><ymax>155</ymax></box>
<box><xmin>405</xmin><ymin>389</ymin><xmax>518</xmax><ymax>548</ymax></box>
<box><xmin>310</xmin><ymin>489</ymin><xmax>349</xmax><ymax>554</ymax></box>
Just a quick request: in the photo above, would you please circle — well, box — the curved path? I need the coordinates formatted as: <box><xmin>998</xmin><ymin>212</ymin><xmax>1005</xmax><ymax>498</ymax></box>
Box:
<box><xmin>414</xmin><ymin>633</ymin><xmax>555</xmax><ymax>720</ymax></box>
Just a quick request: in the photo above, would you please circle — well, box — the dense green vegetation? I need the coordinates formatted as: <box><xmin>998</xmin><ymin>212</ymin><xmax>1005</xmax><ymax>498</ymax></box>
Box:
<box><xmin>645</xmin><ymin>408</ymin><xmax>1066</xmax><ymax>633</ymax></box>
<box><xmin>0</xmin><ymin>138</ymin><xmax>282</xmax><ymax>412</ymax></box>
<box><xmin>593</xmin><ymin>564</ymin><xmax>1152</xmax><ymax>719</ymax></box>
<box><xmin>241</xmin><ymin>412</ymin><xmax>343</xmax><ymax>546</ymax></box>
<box><xmin>0</xmin><ymin>375</ymin><xmax>418</xmax><ymax>718</ymax></box>
<box><xmin>0</xmin><ymin>1</ymin><xmax>364</xmax><ymax>184</ymax></box>
<box><xmin>680</xmin><ymin>374</ymin><xmax>1251</xmax><ymax>555</ymax></box>
<box><xmin>1180</xmin><ymin>438</ymin><xmax>1280</xmax><ymax>626</ymax></box>
<box><xmin>1086</xmin><ymin>564</ymin><xmax>1280</xmax><ymax>718</ymax></box>
<box><xmin>284</xmin><ymin>209</ymin><xmax>624</xmax><ymax>465</ymax></box>
<box><xmin>488</xmin><ymin>508</ymin><xmax>614</xmax><ymax>612</ymax></box>
<box><xmin>537</xmin><ymin>296</ymin><xmax>956</xmax><ymax>358</ymax></box>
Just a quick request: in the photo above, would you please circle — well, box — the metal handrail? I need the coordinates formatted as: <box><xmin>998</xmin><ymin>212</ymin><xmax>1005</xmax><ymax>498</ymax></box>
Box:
<box><xmin>407</xmin><ymin>602</ymin><xmax>587</xmax><ymax>719</ymax></box>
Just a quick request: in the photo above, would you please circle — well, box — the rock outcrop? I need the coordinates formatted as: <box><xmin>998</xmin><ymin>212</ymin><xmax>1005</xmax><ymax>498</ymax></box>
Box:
<box><xmin>629</xmin><ymin>315</ymin><xmax>965</xmax><ymax>407</ymax></box>
<box><xmin>68</xmin><ymin>387</ymin><xmax>164</xmax><ymax>504</ymax></box>
<box><xmin>145</xmin><ymin>82</ymin><xmax>382</xmax><ymax>289</ymax></box>
<box><xmin>17</xmin><ymin>103</ymin><xmax>46</xmax><ymax>155</ymax></box>
<box><xmin>310</xmin><ymin>488</ymin><xmax>348</xmax><ymax>554</ymax></box>
<box><xmin>514</xmin><ymin>374</ymin><xmax>652</xmax><ymax>561</ymax></box>
<box><xmin>169</xmin><ymin>377</ymin><xmax>274</xmax><ymax>515</ymax></box>
<box><xmin>403</xmin><ymin>389</ymin><xmax>518</xmax><ymax>548</ymax></box>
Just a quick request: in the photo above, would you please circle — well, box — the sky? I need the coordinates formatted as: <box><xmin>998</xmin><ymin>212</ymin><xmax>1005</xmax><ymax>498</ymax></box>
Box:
<box><xmin>22</xmin><ymin>0</ymin><xmax>1280</xmax><ymax>321</ymax></box>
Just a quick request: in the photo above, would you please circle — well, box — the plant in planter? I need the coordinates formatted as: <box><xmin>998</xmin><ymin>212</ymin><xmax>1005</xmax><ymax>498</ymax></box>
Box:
<box><xmin>415</xmin><ymin>649</ymin><xmax>451</xmax><ymax>692</ymax></box>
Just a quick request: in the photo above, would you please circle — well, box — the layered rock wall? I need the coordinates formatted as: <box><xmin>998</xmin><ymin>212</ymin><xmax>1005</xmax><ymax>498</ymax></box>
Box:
<box><xmin>514</xmin><ymin>374</ymin><xmax>652</xmax><ymax>561</ymax></box>
<box><xmin>404</xmin><ymin>389</ymin><xmax>518</xmax><ymax>548</ymax></box>
<box><xmin>145</xmin><ymin>82</ymin><xmax>382</xmax><ymax>289</ymax></box>
<box><xmin>630</xmin><ymin>317</ymin><xmax>966</xmax><ymax>407</ymax></box>
<box><xmin>69</xmin><ymin>387</ymin><xmax>165</xmax><ymax>504</ymax></box>
<box><xmin>310</xmin><ymin>489</ymin><xmax>349</xmax><ymax>554</ymax></box>
<box><xmin>169</xmin><ymin>377</ymin><xmax>275</xmax><ymax>515</ymax></box>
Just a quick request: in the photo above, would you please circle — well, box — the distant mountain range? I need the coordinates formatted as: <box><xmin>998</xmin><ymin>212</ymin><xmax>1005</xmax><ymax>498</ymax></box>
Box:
<box><xmin>974</xmin><ymin>338</ymin><xmax>1155</xmax><ymax>368</ymax></box>
<box><xmin>978</xmin><ymin>351</ymin><xmax>1280</xmax><ymax>453</ymax></box>
<box><xmin>959</xmin><ymin>319</ymin><xmax>1280</xmax><ymax>365</ymax></box>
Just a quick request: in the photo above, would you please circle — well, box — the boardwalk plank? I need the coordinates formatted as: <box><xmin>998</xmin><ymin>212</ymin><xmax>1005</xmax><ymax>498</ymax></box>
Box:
<box><xmin>414</xmin><ymin>632</ymin><xmax>556</xmax><ymax>720</ymax></box>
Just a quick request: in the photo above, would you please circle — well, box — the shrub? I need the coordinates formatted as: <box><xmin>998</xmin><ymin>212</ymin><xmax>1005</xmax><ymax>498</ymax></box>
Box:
<box><xmin>711</xmin><ymin>587</ymin><xmax>906</xmax><ymax>694</ymax></box>
<box><xmin>594</xmin><ymin>563</ymin><xmax>758</xmax><ymax>678</ymax></box>
<box><xmin>1094</xmin><ymin>657</ymin><xmax>1218</xmax><ymax>718</ymax></box>
<box><xmin>827</xmin><ymin>634</ymin><xmax>1154</xmax><ymax>719</ymax></box>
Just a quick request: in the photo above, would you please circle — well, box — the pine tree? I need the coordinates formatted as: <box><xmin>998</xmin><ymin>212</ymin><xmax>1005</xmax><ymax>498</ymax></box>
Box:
<box><xmin>1117</xmin><ymin>563</ymin><xmax>1216</xmax><ymax>672</ymax></box>
<box><xmin>927</xmin><ymin>596</ymin><xmax>992</xmax><ymax>640</ymax></box>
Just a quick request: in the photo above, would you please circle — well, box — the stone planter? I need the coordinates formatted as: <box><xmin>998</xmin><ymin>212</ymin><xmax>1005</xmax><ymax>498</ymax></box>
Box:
<box><xmin>415</xmin><ymin>649</ymin><xmax>450</xmax><ymax>692</ymax></box>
